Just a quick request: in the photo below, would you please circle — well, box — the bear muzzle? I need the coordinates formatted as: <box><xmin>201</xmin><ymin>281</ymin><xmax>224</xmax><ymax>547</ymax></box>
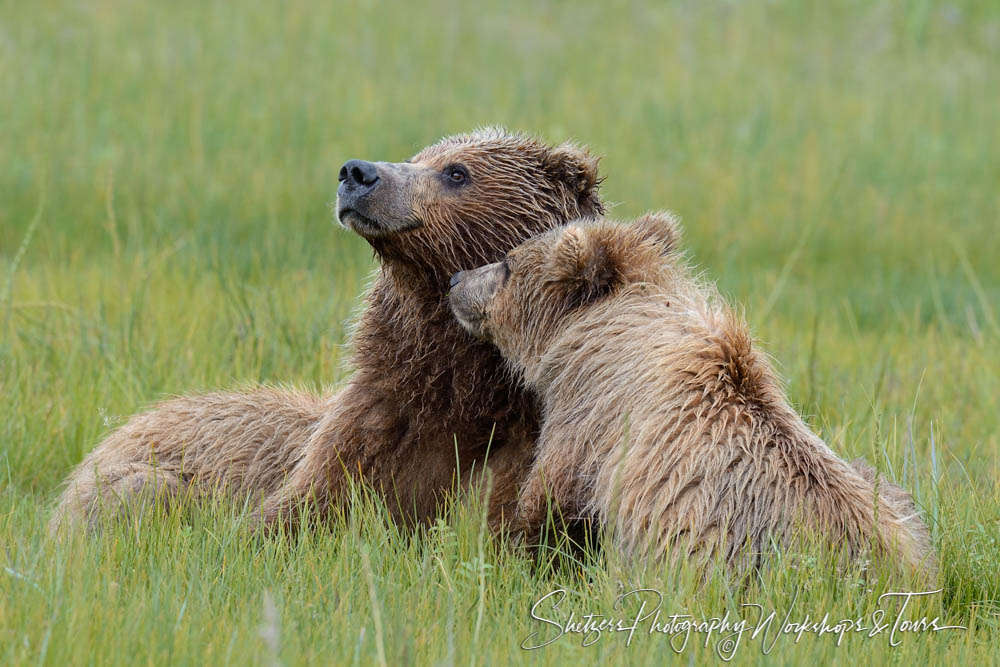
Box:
<box><xmin>336</xmin><ymin>159</ymin><xmax>424</xmax><ymax>239</ymax></box>
<box><xmin>448</xmin><ymin>262</ymin><xmax>508</xmax><ymax>339</ymax></box>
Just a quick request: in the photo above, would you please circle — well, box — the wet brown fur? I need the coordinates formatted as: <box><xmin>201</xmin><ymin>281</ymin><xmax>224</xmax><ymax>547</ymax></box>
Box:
<box><xmin>449</xmin><ymin>214</ymin><xmax>937</xmax><ymax>582</ymax></box>
<box><xmin>49</xmin><ymin>128</ymin><xmax>604</xmax><ymax>534</ymax></box>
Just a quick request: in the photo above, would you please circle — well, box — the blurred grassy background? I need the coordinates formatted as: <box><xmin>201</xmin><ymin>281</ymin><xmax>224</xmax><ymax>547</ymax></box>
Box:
<box><xmin>1</xmin><ymin>0</ymin><xmax>998</xmax><ymax>664</ymax></box>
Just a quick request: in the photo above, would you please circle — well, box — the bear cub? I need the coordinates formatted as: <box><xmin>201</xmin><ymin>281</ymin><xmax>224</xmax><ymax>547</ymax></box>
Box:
<box><xmin>449</xmin><ymin>213</ymin><xmax>936</xmax><ymax>581</ymax></box>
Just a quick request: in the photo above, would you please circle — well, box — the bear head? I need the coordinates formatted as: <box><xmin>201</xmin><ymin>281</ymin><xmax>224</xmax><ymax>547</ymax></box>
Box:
<box><xmin>448</xmin><ymin>211</ymin><xmax>683</xmax><ymax>377</ymax></box>
<box><xmin>336</xmin><ymin>128</ymin><xmax>604</xmax><ymax>284</ymax></box>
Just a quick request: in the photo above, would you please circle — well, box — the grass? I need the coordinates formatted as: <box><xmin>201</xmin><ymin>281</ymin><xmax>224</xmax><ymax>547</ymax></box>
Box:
<box><xmin>1</xmin><ymin>0</ymin><xmax>998</xmax><ymax>663</ymax></box>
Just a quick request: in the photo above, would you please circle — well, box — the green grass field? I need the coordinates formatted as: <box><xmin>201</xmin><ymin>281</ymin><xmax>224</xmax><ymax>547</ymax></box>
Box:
<box><xmin>2</xmin><ymin>0</ymin><xmax>998</xmax><ymax>663</ymax></box>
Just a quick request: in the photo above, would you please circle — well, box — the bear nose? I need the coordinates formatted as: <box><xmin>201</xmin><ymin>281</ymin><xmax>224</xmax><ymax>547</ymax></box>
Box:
<box><xmin>449</xmin><ymin>271</ymin><xmax>463</xmax><ymax>289</ymax></box>
<box><xmin>338</xmin><ymin>159</ymin><xmax>380</xmax><ymax>189</ymax></box>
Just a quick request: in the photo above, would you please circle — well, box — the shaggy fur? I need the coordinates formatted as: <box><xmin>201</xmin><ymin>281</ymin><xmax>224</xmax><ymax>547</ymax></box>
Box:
<box><xmin>49</xmin><ymin>389</ymin><xmax>325</xmax><ymax>531</ymax></box>
<box><xmin>50</xmin><ymin>128</ymin><xmax>604</xmax><ymax>534</ymax></box>
<box><xmin>448</xmin><ymin>214</ymin><xmax>937</xmax><ymax>581</ymax></box>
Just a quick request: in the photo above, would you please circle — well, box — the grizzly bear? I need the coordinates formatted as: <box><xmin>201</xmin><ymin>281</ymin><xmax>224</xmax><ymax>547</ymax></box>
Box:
<box><xmin>448</xmin><ymin>213</ymin><xmax>937</xmax><ymax>581</ymax></box>
<box><xmin>49</xmin><ymin>128</ymin><xmax>604</xmax><ymax>533</ymax></box>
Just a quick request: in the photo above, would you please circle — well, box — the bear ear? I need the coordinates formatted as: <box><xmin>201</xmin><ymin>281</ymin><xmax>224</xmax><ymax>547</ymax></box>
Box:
<box><xmin>547</xmin><ymin>225</ymin><xmax>619</xmax><ymax>303</ymax></box>
<box><xmin>633</xmin><ymin>211</ymin><xmax>683</xmax><ymax>256</ymax></box>
<box><xmin>543</xmin><ymin>142</ymin><xmax>604</xmax><ymax>215</ymax></box>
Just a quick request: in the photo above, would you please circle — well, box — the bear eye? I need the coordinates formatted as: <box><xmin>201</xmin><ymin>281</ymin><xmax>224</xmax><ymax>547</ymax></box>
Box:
<box><xmin>444</xmin><ymin>164</ymin><xmax>469</xmax><ymax>185</ymax></box>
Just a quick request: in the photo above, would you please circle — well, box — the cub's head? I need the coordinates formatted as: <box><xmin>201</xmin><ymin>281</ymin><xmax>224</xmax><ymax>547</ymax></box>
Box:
<box><xmin>448</xmin><ymin>212</ymin><xmax>682</xmax><ymax>376</ymax></box>
<box><xmin>336</xmin><ymin>128</ymin><xmax>603</xmax><ymax>284</ymax></box>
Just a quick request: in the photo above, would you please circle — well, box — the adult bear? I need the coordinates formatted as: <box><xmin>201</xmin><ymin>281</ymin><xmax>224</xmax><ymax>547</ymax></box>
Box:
<box><xmin>50</xmin><ymin>128</ymin><xmax>604</xmax><ymax>534</ymax></box>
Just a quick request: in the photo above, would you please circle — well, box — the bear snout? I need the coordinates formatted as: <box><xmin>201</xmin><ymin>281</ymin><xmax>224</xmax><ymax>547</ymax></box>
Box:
<box><xmin>337</xmin><ymin>160</ymin><xmax>382</xmax><ymax>218</ymax></box>
<box><xmin>338</xmin><ymin>159</ymin><xmax>380</xmax><ymax>190</ymax></box>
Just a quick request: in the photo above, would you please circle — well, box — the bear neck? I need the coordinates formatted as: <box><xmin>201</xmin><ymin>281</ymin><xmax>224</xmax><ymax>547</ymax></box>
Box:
<box><xmin>347</xmin><ymin>264</ymin><xmax>535</xmax><ymax>445</ymax></box>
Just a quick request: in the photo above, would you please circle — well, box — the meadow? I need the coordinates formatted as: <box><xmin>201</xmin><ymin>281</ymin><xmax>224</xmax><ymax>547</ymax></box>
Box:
<box><xmin>1</xmin><ymin>0</ymin><xmax>998</xmax><ymax>663</ymax></box>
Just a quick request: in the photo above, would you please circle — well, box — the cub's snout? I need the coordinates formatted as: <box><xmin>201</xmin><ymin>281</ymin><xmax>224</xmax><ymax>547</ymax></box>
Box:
<box><xmin>448</xmin><ymin>262</ymin><xmax>506</xmax><ymax>338</ymax></box>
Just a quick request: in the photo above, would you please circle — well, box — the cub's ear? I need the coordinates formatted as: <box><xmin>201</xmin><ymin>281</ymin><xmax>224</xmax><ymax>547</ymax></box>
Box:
<box><xmin>633</xmin><ymin>210</ymin><xmax>683</xmax><ymax>256</ymax></box>
<box><xmin>547</xmin><ymin>225</ymin><xmax>618</xmax><ymax>303</ymax></box>
<box><xmin>543</xmin><ymin>142</ymin><xmax>604</xmax><ymax>216</ymax></box>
